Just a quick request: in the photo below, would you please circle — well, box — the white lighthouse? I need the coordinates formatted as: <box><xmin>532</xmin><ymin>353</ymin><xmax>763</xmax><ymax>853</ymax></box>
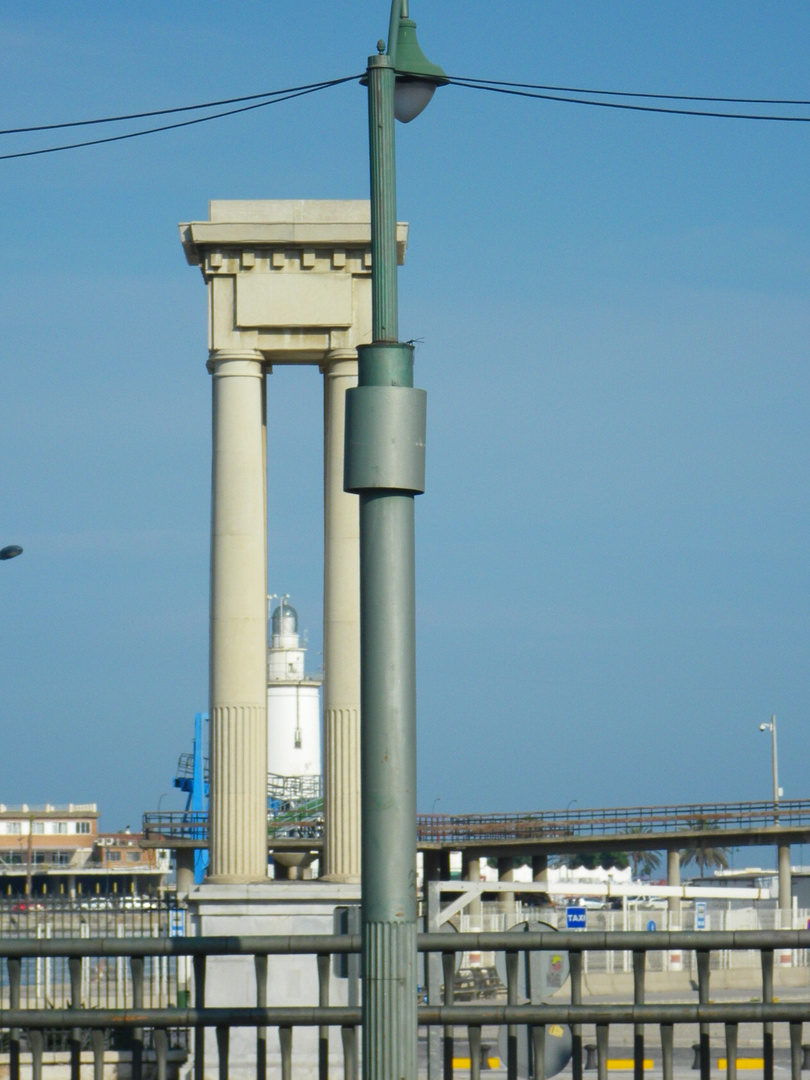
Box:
<box><xmin>266</xmin><ymin>596</ymin><xmax>322</xmax><ymax>796</ymax></box>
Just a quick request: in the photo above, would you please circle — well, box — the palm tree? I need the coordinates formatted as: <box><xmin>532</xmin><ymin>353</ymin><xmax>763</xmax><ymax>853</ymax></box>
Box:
<box><xmin>680</xmin><ymin>844</ymin><xmax>729</xmax><ymax>876</ymax></box>
<box><xmin>680</xmin><ymin>818</ymin><xmax>730</xmax><ymax>876</ymax></box>
<box><xmin>630</xmin><ymin>848</ymin><xmax>662</xmax><ymax>879</ymax></box>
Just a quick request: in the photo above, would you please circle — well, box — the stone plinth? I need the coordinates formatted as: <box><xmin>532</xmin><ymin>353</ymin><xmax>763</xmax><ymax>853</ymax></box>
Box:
<box><xmin>188</xmin><ymin>882</ymin><xmax>361</xmax><ymax>1080</ymax></box>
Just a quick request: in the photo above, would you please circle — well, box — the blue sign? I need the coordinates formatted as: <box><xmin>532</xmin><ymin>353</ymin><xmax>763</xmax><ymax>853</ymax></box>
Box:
<box><xmin>695</xmin><ymin>901</ymin><xmax>707</xmax><ymax>931</ymax></box>
<box><xmin>647</xmin><ymin>919</ymin><xmax>657</xmax><ymax>932</ymax></box>
<box><xmin>566</xmin><ymin>906</ymin><xmax>587</xmax><ymax>930</ymax></box>
<box><xmin>169</xmin><ymin>909</ymin><xmax>186</xmax><ymax>938</ymax></box>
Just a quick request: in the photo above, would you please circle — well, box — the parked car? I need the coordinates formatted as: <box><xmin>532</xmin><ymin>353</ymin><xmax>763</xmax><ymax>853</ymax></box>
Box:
<box><xmin>11</xmin><ymin>900</ymin><xmax>44</xmax><ymax>912</ymax></box>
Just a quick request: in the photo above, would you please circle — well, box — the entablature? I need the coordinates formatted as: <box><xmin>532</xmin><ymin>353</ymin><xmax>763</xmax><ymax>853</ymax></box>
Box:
<box><xmin>180</xmin><ymin>200</ymin><xmax>408</xmax><ymax>365</ymax></box>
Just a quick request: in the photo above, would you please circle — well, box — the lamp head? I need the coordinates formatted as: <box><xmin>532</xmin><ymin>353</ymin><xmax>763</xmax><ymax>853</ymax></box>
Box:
<box><xmin>0</xmin><ymin>545</ymin><xmax>23</xmax><ymax>561</ymax></box>
<box><xmin>759</xmin><ymin>723</ymin><xmax>769</xmax><ymax>731</ymax></box>
<box><xmin>392</xmin><ymin>16</ymin><xmax>447</xmax><ymax>123</ymax></box>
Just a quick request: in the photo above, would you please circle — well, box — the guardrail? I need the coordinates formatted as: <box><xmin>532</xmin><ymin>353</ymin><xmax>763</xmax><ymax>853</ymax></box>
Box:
<box><xmin>416</xmin><ymin>798</ymin><xmax>810</xmax><ymax>843</ymax></box>
<box><xmin>144</xmin><ymin>797</ymin><xmax>810</xmax><ymax>848</ymax></box>
<box><xmin>1</xmin><ymin>930</ymin><xmax>809</xmax><ymax>1080</ymax></box>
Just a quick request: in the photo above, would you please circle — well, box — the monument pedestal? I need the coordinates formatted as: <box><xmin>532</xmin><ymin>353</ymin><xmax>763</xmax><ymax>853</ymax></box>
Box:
<box><xmin>188</xmin><ymin>882</ymin><xmax>361</xmax><ymax>1080</ymax></box>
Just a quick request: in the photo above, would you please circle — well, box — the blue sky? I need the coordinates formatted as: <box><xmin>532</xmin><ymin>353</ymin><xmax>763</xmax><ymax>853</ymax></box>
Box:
<box><xmin>0</xmin><ymin>3</ymin><xmax>808</xmax><ymax>843</ymax></box>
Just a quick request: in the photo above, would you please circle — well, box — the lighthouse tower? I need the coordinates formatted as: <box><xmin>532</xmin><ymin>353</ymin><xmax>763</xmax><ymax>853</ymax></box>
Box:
<box><xmin>266</xmin><ymin>596</ymin><xmax>322</xmax><ymax>796</ymax></box>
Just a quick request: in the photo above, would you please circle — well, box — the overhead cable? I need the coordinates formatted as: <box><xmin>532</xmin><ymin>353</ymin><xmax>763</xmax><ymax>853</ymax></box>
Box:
<box><xmin>446</xmin><ymin>77</ymin><xmax>810</xmax><ymax>122</ymax></box>
<box><xmin>0</xmin><ymin>78</ymin><xmax>360</xmax><ymax>136</ymax></box>
<box><xmin>0</xmin><ymin>76</ymin><xmax>359</xmax><ymax>162</ymax></box>
<box><xmin>446</xmin><ymin>76</ymin><xmax>810</xmax><ymax>108</ymax></box>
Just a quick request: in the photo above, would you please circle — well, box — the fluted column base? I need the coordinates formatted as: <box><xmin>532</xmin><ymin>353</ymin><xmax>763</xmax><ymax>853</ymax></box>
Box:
<box><xmin>363</xmin><ymin>920</ymin><xmax>417</xmax><ymax>1080</ymax></box>
<box><xmin>209</xmin><ymin>704</ymin><xmax>267</xmax><ymax>882</ymax></box>
<box><xmin>322</xmin><ymin>706</ymin><xmax>361</xmax><ymax>881</ymax></box>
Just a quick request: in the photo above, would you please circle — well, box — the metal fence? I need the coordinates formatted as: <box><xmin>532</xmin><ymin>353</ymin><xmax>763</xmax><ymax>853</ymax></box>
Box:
<box><xmin>457</xmin><ymin>904</ymin><xmax>810</xmax><ymax>974</ymax></box>
<box><xmin>0</xmin><ymin>930</ymin><xmax>810</xmax><ymax>1080</ymax></box>
<box><xmin>0</xmin><ymin>895</ymin><xmax>188</xmax><ymax>1063</ymax></box>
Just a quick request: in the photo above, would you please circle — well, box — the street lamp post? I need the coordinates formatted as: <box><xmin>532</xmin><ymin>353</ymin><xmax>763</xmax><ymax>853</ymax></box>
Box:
<box><xmin>344</xmin><ymin>4</ymin><xmax>445</xmax><ymax>1079</ymax></box>
<box><xmin>759</xmin><ymin>715</ymin><xmax>781</xmax><ymax>813</ymax></box>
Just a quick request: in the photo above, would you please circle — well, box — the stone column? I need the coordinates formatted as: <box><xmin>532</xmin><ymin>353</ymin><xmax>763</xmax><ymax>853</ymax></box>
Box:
<box><xmin>321</xmin><ymin>351</ymin><xmax>361</xmax><ymax>882</ymax></box>
<box><xmin>422</xmin><ymin>851</ymin><xmax>441</xmax><ymax>885</ymax></box>
<box><xmin>175</xmin><ymin>850</ymin><xmax>196</xmax><ymax>898</ymax></box>
<box><xmin>532</xmin><ymin>853</ymin><xmax>549</xmax><ymax>885</ymax></box>
<box><xmin>462</xmin><ymin>852</ymin><xmax>482</xmax><ymax>919</ymax></box>
<box><xmin>666</xmin><ymin>849</ymin><xmax>681</xmax><ymax>924</ymax></box>
<box><xmin>778</xmin><ymin>843</ymin><xmax>792</xmax><ymax>916</ymax></box>
<box><xmin>208</xmin><ymin>349</ymin><xmax>268</xmax><ymax>882</ymax></box>
<box><xmin>498</xmin><ymin>856</ymin><xmax>515</xmax><ymax>916</ymax></box>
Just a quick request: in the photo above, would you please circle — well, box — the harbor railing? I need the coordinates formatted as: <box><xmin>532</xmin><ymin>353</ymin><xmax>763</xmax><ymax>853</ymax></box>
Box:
<box><xmin>0</xmin><ymin>930</ymin><xmax>809</xmax><ymax>1080</ymax></box>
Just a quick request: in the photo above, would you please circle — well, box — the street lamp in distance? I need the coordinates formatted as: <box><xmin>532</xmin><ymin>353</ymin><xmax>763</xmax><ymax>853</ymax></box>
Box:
<box><xmin>0</xmin><ymin>546</ymin><xmax>23</xmax><ymax>561</ymax></box>
<box><xmin>758</xmin><ymin>715</ymin><xmax>782</xmax><ymax>812</ymax></box>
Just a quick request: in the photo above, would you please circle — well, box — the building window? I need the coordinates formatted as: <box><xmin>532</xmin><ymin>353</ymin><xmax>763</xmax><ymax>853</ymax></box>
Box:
<box><xmin>106</xmin><ymin>851</ymin><xmax>122</xmax><ymax>862</ymax></box>
<box><xmin>32</xmin><ymin>821</ymin><xmax>44</xmax><ymax>834</ymax></box>
<box><xmin>5</xmin><ymin>822</ymin><xmax>21</xmax><ymax>835</ymax></box>
<box><xmin>76</xmin><ymin>821</ymin><xmax>91</xmax><ymax>834</ymax></box>
<box><xmin>55</xmin><ymin>822</ymin><xmax>68</xmax><ymax>835</ymax></box>
<box><xmin>126</xmin><ymin>851</ymin><xmax>141</xmax><ymax>863</ymax></box>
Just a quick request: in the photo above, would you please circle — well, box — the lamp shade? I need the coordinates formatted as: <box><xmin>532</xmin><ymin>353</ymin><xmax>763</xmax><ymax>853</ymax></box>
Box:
<box><xmin>392</xmin><ymin>17</ymin><xmax>447</xmax><ymax>123</ymax></box>
<box><xmin>394</xmin><ymin>79</ymin><xmax>436</xmax><ymax>123</ymax></box>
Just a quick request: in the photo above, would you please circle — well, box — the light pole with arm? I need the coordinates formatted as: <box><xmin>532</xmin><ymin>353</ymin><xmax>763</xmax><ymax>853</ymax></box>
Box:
<box><xmin>344</xmin><ymin>5</ymin><xmax>446</xmax><ymax>1079</ymax></box>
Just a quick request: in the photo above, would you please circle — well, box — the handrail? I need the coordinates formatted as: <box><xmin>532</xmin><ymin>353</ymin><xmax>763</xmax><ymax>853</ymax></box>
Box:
<box><xmin>144</xmin><ymin>796</ymin><xmax>810</xmax><ymax>846</ymax></box>
<box><xmin>0</xmin><ymin>928</ymin><xmax>807</xmax><ymax>957</ymax></box>
<box><xmin>1</xmin><ymin>928</ymin><xmax>808</xmax><ymax>1080</ymax></box>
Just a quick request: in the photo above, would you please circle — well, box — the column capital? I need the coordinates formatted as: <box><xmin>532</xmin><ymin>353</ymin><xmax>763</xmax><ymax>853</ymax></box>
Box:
<box><xmin>206</xmin><ymin>349</ymin><xmax>266</xmax><ymax>376</ymax></box>
<box><xmin>320</xmin><ymin>349</ymin><xmax>358</xmax><ymax>377</ymax></box>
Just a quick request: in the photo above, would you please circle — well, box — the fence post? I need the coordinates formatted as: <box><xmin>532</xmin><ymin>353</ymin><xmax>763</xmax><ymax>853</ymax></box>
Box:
<box><xmin>69</xmin><ymin>955</ymin><xmax>82</xmax><ymax>1080</ymax></box>
<box><xmin>30</xmin><ymin>1029</ymin><xmax>44</xmax><ymax>1080</ymax></box>
<box><xmin>443</xmin><ymin>951</ymin><xmax>456</xmax><ymax>1080</ymax></box>
<box><xmin>596</xmin><ymin>1023</ymin><xmax>609</xmax><ymax>1080</ymax></box>
<box><xmin>8</xmin><ymin>957</ymin><xmax>21</xmax><ymax>1080</ymax></box>
<box><xmin>216</xmin><ymin>1024</ymin><xmax>229</xmax><ymax>1080</ymax></box>
<box><xmin>469</xmin><ymin>1025</ymin><xmax>482</xmax><ymax>1080</ymax></box>
<box><xmin>255</xmin><ymin>954</ymin><xmax>267</xmax><ymax>1080</ymax></box>
<box><xmin>130</xmin><ymin>956</ymin><xmax>145</xmax><ymax>1080</ymax></box>
<box><xmin>279</xmin><ymin>1026</ymin><xmax>292</xmax><ymax>1080</ymax></box>
<box><xmin>633</xmin><ymin>951</ymin><xmax>645</xmax><ymax>1080</ymax></box>
<box><xmin>696</xmin><ymin>950</ymin><xmax>710</xmax><ymax>1080</ymax></box>
<box><xmin>505</xmin><ymin>949</ymin><xmax>519</xmax><ymax>1080</ymax></box>
<box><xmin>761</xmin><ymin>948</ymin><xmax>774</xmax><ymax>1080</ymax></box>
<box><xmin>789</xmin><ymin>1022</ymin><xmax>802</xmax><ymax>1080</ymax></box>
<box><xmin>341</xmin><ymin>1026</ymin><xmax>357</xmax><ymax>1080</ymax></box>
<box><xmin>92</xmin><ymin>1029</ymin><xmax>106</xmax><ymax>1080</ymax></box>
<box><xmin>724</xmin><ymin>1023</ymin><xmax>737</xmax><ymax>1080</ymax></box>
<box><xmin>427</xmin><ymin>882</ymin><xmax>442</xmax><ymax>1080</ymax></box>
<box><xmin>570</xmin><ymin>950</ymin><xmax>583</xmax><ymax>1080</ymax></box>
<box><xmin>530</xmin><ymin>1023</ymin><xmax>546</xmax><ymax>1080</ymax></box>
<box><xmin>153</xmin><ymin>1029</ymin><xmax>168</xmax><ymax>1080</ymax></box>
<box><xmin>193</xmin><ymin>954</ymin><xmax>206</xmax><ymax>1080</ymax></box>
<box><xmin>318</xmin><ymin>953</ymin><xmax>330</xmax><ymax>1080</ymax></box>
<box><xmin>660</xmin><ymin>1024</ymin><xmax>673</xmax><ymax>1080</ymax></box>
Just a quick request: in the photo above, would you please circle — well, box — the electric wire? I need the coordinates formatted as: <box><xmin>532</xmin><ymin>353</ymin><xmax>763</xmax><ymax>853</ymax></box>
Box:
<box><xmin>446</xmin><ymin>77</ymin><xmax>810</xmax><ymax>122</ymax></box>
<box><xmin>0</xmin><ymin>79</ymin><xmax>358</xmax><ymax>136</ymax></box>
<box><xmin>445</xmin><ymin>76</ymin><xmax>810</xmax><ymax>108</ymax></box>
<box><xmin>0</xmin><ymin>76</ymin><xmax>359</xmax><ymax>162</ymax></box>
<box><xmin>3</xmin><ymin>69</ymin><xmax>810</xmax><ymax>164</ymax></box>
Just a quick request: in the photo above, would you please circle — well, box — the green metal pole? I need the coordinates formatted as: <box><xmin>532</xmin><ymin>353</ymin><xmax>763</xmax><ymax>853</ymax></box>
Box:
<box><xmin>367</xmin><ymin>51</ymin><xmax>399</xmax><ymax>342</ymax></box>
<box><xmin>345</xmin><ymin>25</ymin><xmax>425</xmax><ymax>1080</ymax></box>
